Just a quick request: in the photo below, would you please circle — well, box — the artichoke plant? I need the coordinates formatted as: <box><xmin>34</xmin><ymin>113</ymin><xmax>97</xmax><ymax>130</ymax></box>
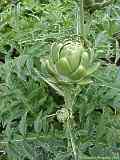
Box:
<box><xmin>41</xmin><ymin>41</ymin><xmax>99</xmax><ymax>85</ymax></box>
<box><xmin>40</xmin><ymin>41</ymin><xmax>100</xmax><ymax>159</ymax></box>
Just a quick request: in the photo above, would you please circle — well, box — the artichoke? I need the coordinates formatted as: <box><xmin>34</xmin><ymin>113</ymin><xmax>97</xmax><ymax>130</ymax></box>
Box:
<box><xmin>41</xmin><ymin>41</ymin><xmax>99</xmax><ymax>84</ymax></box>
<box><xmin>56</xmin><ymin>108</ymin><xmax>71</xmax><ymax>123</ymax></box>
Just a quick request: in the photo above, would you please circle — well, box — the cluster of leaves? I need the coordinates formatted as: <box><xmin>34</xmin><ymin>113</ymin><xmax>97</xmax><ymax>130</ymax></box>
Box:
<box><xmin>0</xmin><ymin>0</ymin><xmax>120</xmax><ymax>160</ymax></box>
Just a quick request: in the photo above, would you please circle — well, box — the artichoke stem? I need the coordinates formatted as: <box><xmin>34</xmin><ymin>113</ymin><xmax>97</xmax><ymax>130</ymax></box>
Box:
<box><xmin>64</xmin><ymin>89</ymin><xmax>80</xmax><ymax>160</ymax></box>
<box><xmin>67</xmin><ymin>119</ymin><xmax>78</xmax><ymax>160</ymax></box>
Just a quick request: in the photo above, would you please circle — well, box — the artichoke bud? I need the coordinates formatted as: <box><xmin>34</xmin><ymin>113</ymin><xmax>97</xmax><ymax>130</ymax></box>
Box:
<box><xmin>80</xmin><ymin>52</ymin><xmax>89</xmax><ymax>68</ymax></box>
<box><xmin>56</xmin><ymin>108</ymin><xmax>70</xmax><ymax>123</ymax></box>
<box><xmin>70</xmin><ymin>65</ymin><xmax>87</xmax><ymax>80</ymax></box>
<box><xmin>56</xmin><ymin>57</ymin><xmax>72</xmax><ymax>76</ymax></box>
<box><xmin>43</xmin><ymin>41</ymin><xmax>99</xmax><ymax>84</ymax></box>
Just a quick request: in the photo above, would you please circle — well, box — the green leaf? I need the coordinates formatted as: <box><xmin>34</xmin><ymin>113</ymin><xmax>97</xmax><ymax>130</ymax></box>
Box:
<box><xmin>95</xmin><ymin>31</ymin><xmax>108</xmax><ymax>48</ymax></box>
<box><xmin>22</xmin><ymin>141</ymin><xmax>35</xmax><ymax>160</ymax></box>
<box><xmin>5</xmin><ymin>123</ymin><xmax>13</xmax><ymax>140</ymax></box>
<box><xmin>86</xmin><ymin>63</ymin><xmax>100</xmax><ymax>76</ymax></box>
<box><xmin>18</xmin><ymin>112</ymin><xmax>27</xmax><ymax>136</ymax></box>
<box><xmin>34</xmin><ymin>111</ymin><xmax>43</xmax><ymax>134</ymax></box>
<box><xmin>42</xmin><ymin>117</ymin><xmax>49</xmax><ymax>133</ymax></box>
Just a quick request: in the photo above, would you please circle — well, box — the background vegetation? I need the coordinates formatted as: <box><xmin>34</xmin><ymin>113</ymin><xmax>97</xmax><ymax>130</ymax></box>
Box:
<box><xmin>0</xmin><ymin>0</ymin><xmax>120</xmax><ymax>159</ymax></box>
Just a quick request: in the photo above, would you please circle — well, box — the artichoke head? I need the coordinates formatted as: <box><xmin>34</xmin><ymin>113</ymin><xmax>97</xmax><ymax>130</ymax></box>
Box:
<box><xmin>42</xmin><ymin>41</ymin><xmax>99</xmax><ymax>84</ymax></box>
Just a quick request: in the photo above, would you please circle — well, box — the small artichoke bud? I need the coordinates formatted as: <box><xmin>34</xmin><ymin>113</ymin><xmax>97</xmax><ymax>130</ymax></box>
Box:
<box><xmin>56</xmin><ymin>108</ymin><xmax>72</xmax><ymax>123</ymax></box>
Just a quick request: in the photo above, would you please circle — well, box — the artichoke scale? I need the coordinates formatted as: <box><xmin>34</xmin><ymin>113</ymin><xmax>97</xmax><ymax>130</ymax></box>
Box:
<box><xmin>80</xmin><ymin>52</ymin><xmax>89</xmax><ymax>68</ymax></box>
<box><xmin>46</xmin><ymin>60</ymin><xmax>58</xmax><ymax>78</ymax></box>
<box><xmin>70</xmin><ymin>65</ymin><xmax>87</xmax><ymax>80</ymax></box>
<box><xmin>60</xmin><ymin>42</ymin><xmax>83</xmax><ymax>57</ymax></box>
<box><xmin>56</xmin><ymin>57</ymin><xmax>72</xmax><ymax>76</ymax></box>
<box><xmin>60</xmin><ymin>46</ymin><xmax>70</xmax><ymax>58</ymax></box>
<box><xmin>51</xmin><ymin>43</ymin><xmax>63</xmax><ymax>63</ymax></box>
<box><xmin>67</xmin><ymin>51</ymin><xmax>81</xmax><ymax>72</ymax></box>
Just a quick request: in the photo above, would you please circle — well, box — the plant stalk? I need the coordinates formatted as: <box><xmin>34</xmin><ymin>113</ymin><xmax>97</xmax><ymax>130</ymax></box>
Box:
<box><xmin>79</xmin><ymin>0</ymin><xmax>85</xmax><ymax>39</ymax></box>
<box><xmin>64</xmin><ymin>92</ymin><xmax>78</xmax><ymax>160</ymax></box>
<box><xmin>67</xmin><ymin>119</ymin><xmax>78</xmax><ymax>160</ymax></box>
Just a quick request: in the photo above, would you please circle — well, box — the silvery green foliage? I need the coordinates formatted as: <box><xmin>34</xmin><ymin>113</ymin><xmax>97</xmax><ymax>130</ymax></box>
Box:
<box><xmin>0</xmin><ymin>0</ymin><xmax>120</xmax><ymax>160</ymax></box>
